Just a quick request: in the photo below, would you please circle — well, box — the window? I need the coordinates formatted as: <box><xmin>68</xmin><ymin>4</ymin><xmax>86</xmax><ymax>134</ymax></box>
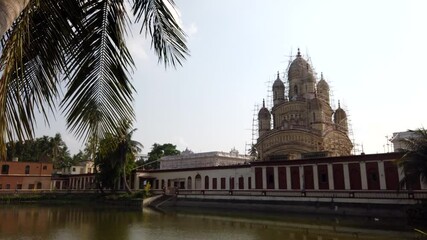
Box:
<box><xmin>72</xmin><ymin>168</ymin><xmax>76</xmax><ymax>172</ymax></box>
<box><xmin>25</xmin><ymin>165</ymin><xmax>30</xmax><ymax>174</ymax></box>
<box><xmin>221</xmin><ymin>178</ymin><xmax>226</xmax><ymax>189</ymax></box>
<box><xmin>6</xmin><ymin>184</ymin><xmax>10</xmax><ymax>189</ymax></box>
<box><xmin>28</xmin><ymin>184</ymin><xmax>34</xmax><ymax>189</ymax></box>
<box><xmin>43</xmin><ymin>166</ymin><xmax>47</xmax><ymax>170</ymax></box>
<box><xmin>16</xmin><ymin>184</ymin><xmax>22</xmax><ymax>189</ymax></box>
<box><xmin>0</xmin><ymin>184</ymin><xmax>2</xmax><ymax>189</ymax></box>
<box><xmin>294</xmin><ymin>85</ymin><xmax>298</xmax><ymax>95</ymax></box>
<box><xmin>36</xmin><ymin>182</ymin><xmax>42</xmax><ymax>189</ymax></box>
<box><xmin>1</xmin><ymin>165</ymin><xmax>9</xmax><ymax>174</ymax></box>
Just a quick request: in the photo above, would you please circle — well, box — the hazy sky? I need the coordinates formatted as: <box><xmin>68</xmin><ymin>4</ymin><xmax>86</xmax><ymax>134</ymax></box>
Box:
<box><xmin>35</xmin><ymin>0</ymin><xmax>427</xmax><ymax>156</ymax></box>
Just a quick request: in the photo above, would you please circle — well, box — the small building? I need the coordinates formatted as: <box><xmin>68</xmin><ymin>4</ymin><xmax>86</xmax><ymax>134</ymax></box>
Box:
<box><xmin>62</xmin><ymin>160</ymin><xmax>94</xmax><ymax>175</ymax></box>
<box><xmin>159</xmin><ymin>148</ymin><xmax>250</xmax><ymax>170</ymax></box>
<box><xmin>0</xmin><ymin>161</ymin><xmax>53</xmax><ymax>191</ymax></box>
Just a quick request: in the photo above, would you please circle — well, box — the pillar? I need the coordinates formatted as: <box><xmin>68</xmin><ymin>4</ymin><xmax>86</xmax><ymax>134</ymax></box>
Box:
<box><xmin>360</xmin><ymin>162</ymin><xmax>368</xmax><ymax>190</ymax></box>
<box><xmin>134</xmin><ymin>173</ymin><xmax>140</xmax><ymax>190</ymax></box>
<box><xmin>313</xmin><ymin>165</ymin><xmax>319</xmax><ymax>190</ymax></box>
<box><xmin>327</xmin><ymin>164</ymin><xmax>334</xmax><ymax>190</ymax></box>
<box><xmin>343</xmin><ymin>163</ymin><xmax>350</xmax><ymax>190</ymax></box>
<box><xmin>299</xmin><ymin>166</ymin><xmax>304</xmax><ymax>190</ymax></box>
<box><xmin>286</xmin><ymin>167</ymin><xmax>291</xmax><ymax>189</ymax></box>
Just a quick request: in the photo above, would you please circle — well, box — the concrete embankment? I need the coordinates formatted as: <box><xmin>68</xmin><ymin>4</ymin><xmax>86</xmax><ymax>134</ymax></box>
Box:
<box><xmin>147</xmin><ymin>194</ymin><xmax>426</xmax><ymax>219</ymax></box>
<box><xmin>0</xmin><ymin>192</ymin><xmax>144</xmax><ymax>209</ymax></box>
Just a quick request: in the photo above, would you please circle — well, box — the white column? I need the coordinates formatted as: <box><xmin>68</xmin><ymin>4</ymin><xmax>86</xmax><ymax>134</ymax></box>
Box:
<box><xmin>327</xmin><ymin>164</ymin><xmax>334</xmax><ymax>190</ymax></box>
<box><xmin>134</xmin><ymin>174</ymin><xmax>140</xmax><ymax>190</ymax></box>
<box><xmin>286</xmin><ymin>167</ymin><xmax>291</xmax><ymax>190</ymax></box>
<box><xmin>313</xmin><ymin>165</ymin><xmax>319</xmax><ymax>190</ymax></box>
<box><xmin>343</xmin><ymin>163</ymin><xmax>350</xmax><ymax>190</ymax></box>
<box><xmin>226</xmin><ymin>177</ymin><xmax>230</xmax><ymax>190</ymax></box>
<box><xmin>360</xmin><ymin>162</ymin><xmax>368</xmax><ymax>190</ymax></box>
<box><xmin>378</xmin><ymin>161</ymin><xmax>386</xmax><ymax>190</ymax></box>
<box><xmin>299</xmin><ymin>166</ymin><xmax>304</xmax><ymax>190</ymax></box>
<box><xmin>274</xmin><ymin>167</ymin><xmax>279</xmax><ymax>190</ymax></box>
<box><xmin>251</xmin><ymin>171</ymin><xmax>256</xmax><ymax>190</ymax></box>
<box><xmin>262</xmin><ymin>167</ymin><xmax>267</xmax><ymax>189</ymax></box>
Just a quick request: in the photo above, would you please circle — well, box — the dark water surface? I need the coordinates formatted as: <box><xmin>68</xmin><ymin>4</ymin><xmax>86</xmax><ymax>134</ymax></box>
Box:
<box><xmin>0</xmin><ymin>204</ymin><xmax>424</xmax><ymax>240</ymax></box>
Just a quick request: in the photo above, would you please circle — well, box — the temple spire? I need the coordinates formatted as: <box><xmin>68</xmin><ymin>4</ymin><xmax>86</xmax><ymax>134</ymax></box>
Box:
<box><xmin>262</xmin><ymin>99</ymin><xmax>265</xmax><ymax>108</ymax></box>
<box><xmin>297</xmin><ymin>48</ymin><xmax>301</xmax><ymax>57</ymax></box>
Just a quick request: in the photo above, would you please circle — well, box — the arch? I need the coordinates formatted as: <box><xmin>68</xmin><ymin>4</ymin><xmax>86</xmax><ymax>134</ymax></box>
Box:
<box><xmin>294</xmin><ymin>85</ymin><xmax>298</xmax><ymax>95</ymax></box>
<box><xmin>195</xmin><ymin>174</ymin><xmax>202</xmax><ymax>189</ymax></box>
<box><xmin>187</xmin><ymin>176</ymin><xmax>192</xmax><ymax>189</ymax></box>
<box><xmin>25</xmin><ymin>165</ymin><xmax>30</xmax><ymax>174</ymax></box>
<box><xmin>204</xmin><ymin>176</ymin><xmax>209</xmax><ymax>189</ymax></box>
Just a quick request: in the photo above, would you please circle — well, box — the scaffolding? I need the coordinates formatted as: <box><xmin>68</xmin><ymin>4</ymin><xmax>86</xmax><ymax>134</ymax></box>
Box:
<box><xmin>246</xmin><ymin>104</ymin><xmax>260</xmax><ymax>155</ymax></box>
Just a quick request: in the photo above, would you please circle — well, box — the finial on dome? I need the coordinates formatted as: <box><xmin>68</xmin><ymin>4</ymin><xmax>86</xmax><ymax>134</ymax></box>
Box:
<box><xmin>277</xmin><ymin>71</ymin><xmax>280</xmax><ymax>79</ymax></box>
<box><xmin>262</xmin><ymin>99</ymin><xmax>265</xmax><ymax>108</ymax></box>
<box><xmin>321</xmin><ymin>72</ymin><xmax>324</xmax><ymax>80</ymax></box>
<box><xmin>297</xmin><ymin>48</ymin><xmax>301</xmax><ymax>57</ymax></box>
<box><xmin>338</xmin><ymin>100</ymin><xmax>341</xmax><ymax>108</ymax></box>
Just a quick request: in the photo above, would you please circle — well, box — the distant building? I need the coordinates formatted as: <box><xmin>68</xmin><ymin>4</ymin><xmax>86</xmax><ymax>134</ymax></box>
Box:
<box><xmin>0</xmin><ymin>160</ymin><xmax>53</xmax><ymax>190</ymax></box>
<box><xmin>62</xmin><ymin>160</ymin><xmax>94</xmax><ymax>175</ymax></box>
<box><xmin>390</xmin><ymin>131</ymin><xmax>419</xmax><ymax>152</ymax></box>
<box><xmin>159</xmin><ymin>148</ymin><xmax>250</xmax><ymax>170</ymax></box>
<box><xmin>256</xmin><ymin>49</ymin><xmax>352</xmax><ymax>160</ymax></box>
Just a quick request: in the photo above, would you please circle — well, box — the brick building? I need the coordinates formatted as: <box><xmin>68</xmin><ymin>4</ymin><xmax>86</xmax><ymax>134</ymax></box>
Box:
<box><xmin>0</xmin><ymin>161</ymin><xmax>53</xmax><ymax>191</ymax></box>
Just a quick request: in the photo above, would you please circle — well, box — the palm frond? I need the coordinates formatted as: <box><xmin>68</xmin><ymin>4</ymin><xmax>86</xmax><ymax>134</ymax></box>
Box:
<box><xmin>0</xmin><ymin>0</ymin><xmax>82</xmax><ymax>159</ymax></box>
<box><xmin>132</xmin><ymin>0</ymin><xmax>189</xmax><ymax>67</ymax></box>
<box><xmin>397</xmin><ymin>128</ymin><xmax>427</xmax><ymax>189</ymax></box>
<box><xmin>61</xmin><ymin>0</ymin><xmax>135</xmax><ymax>142</ymax></box>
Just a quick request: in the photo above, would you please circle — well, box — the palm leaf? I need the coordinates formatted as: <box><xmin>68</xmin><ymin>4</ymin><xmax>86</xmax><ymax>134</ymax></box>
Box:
<box><xmin>0</xmin><ymin>0</ymin><xmax>82</xmax><ymax>159</ymax></box>
<box><xmin>61</xmin><ymin>0</ymin><xmax>135</xmax><ymax>142</ymax></box>
<box><xmin>397</xmin><ymin>128</ymin><xmax>427</xmax><ymax>189</ymax></box>
<box><xmin>132</xmin><ymin>0</ymin><xmax>189</xmax><ymax>67</ymax></box>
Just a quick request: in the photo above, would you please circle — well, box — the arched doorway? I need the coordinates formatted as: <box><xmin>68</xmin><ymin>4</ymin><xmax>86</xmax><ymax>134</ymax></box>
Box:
<box><xmin>195</xmin><ymin>174</ymin><xmax>201</xmax><ymax>189</ymax></box>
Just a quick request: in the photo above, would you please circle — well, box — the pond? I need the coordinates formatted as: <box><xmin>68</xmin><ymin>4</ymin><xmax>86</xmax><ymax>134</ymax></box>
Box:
<box><xmin>0</xmin><ymin>204</ymin><xmax>424</xmax><ymax>240</ymax></box>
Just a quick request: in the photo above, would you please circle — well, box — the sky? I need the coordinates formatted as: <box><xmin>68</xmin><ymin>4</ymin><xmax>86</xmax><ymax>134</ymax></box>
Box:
<box><xmin>35</xmin><ymin>0</ymin><xmax>427</xmax><ymax>156</ymax></box>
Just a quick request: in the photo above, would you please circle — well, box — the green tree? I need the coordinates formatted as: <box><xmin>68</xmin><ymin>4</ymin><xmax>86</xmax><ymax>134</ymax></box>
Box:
<box><xmin>0</xmin><ymin>0</ymin><xmax>188</xmax><ymax>159</ymax></box>
<box><xmin>95</xmin><ymin>121</ymin><xmax>142</xmax><ymax>193</ymax></box>
<box><xmin>397</xmin><ymin>128</ymin><xmax>427</xmax><ymax>189</ymax></box>
<box><xmin>5</xmin><ymin>133</ymin><xmax>71</xmax><ymax>167</ymax></box>
<box><xmin>145</xmin><ymin>143</ymin><xmax>180</xmax><ymax>169</ymax></box>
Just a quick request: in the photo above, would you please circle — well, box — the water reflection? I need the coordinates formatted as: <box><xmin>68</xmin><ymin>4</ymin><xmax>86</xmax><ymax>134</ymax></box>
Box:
<box><xmin>0</xmin><ymin>204</ymin><xmax>422</xmax><ymax>240</ymax></box>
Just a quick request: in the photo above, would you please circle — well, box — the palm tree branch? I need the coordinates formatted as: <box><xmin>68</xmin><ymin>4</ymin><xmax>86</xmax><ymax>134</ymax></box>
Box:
<box><xmin>61</xmin><ymin>0</ymin><xmax>135</xmax><ymax>142</ymax></box>
<box><xmin>132</xmin><ymin>0</ymin><xmax>189</xmax><ymax>67</ymax></box>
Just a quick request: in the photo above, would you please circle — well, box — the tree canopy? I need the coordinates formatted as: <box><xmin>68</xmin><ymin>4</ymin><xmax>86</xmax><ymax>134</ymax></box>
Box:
<box><xmin>95</xmin><ymin>121</ymin><xmax>142</xmax><ymax>192</ymax></box>
<box><xmin>145</xmin><ymin>143</ymin><xmax>180</xmax><ymax>169</ymax></box>
<box><xmin>5</xmin><ymin>133</ymin><xmax>85</xmax><ymax>169</ymax></box>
